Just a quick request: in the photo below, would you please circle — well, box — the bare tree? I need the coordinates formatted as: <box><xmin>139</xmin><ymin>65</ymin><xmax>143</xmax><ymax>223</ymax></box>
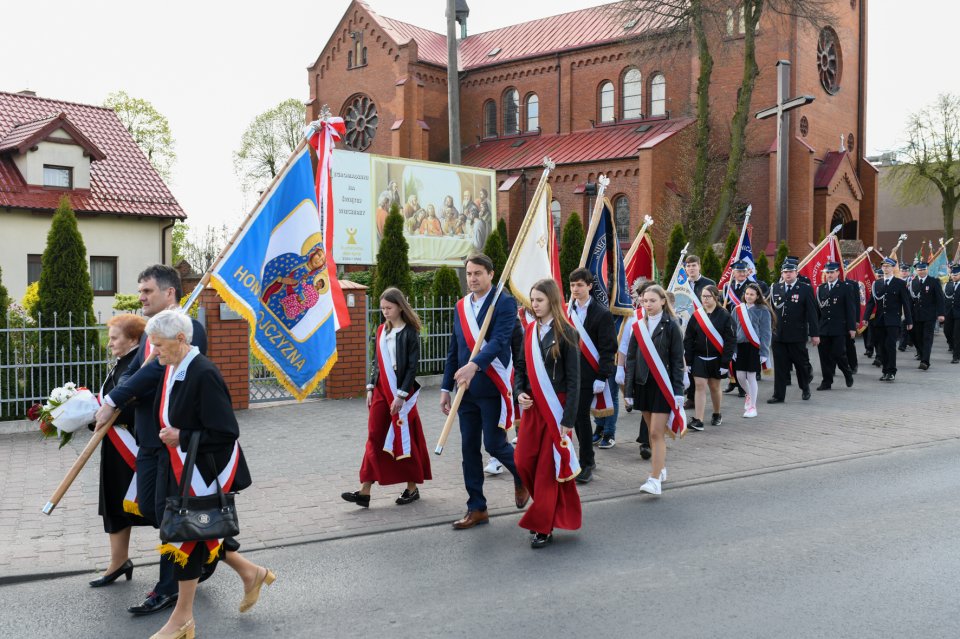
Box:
<box><xmin>233</xmin><ymin>98</ymin><xmax>306</xmax><ymax>196</ymax></box>
<box><xmin>888</xmin><ymin>93</ymin><xmax>960</xmax><ymax>242</ymax></box>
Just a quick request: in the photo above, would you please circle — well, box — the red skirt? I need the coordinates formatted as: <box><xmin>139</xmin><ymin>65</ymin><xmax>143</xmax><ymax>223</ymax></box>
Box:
<box><xmin>515</xmin><ymin>403</ymin><xmax>581</xmax><ymax>534</ymax></box>
<box><xmin>359</xmin><ymin>385</ymin><xmax>432</xmax><ymax>486</ymax></box>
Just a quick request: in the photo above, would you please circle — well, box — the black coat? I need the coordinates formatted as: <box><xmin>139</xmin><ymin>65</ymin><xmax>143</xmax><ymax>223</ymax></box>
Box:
<box><xmin>570</xmin><ymin>299</ymin><xmax>617</xmax><ymax>387</ymax></box>
<box><xmin>683</xmin><ymin>306</ymin><xmax>736</xmax><ymax>366</ymax></box>
<box><xmin>369</xmin><ymin>323</ymin><xmax>419</xmax><ymax>396</ymax></box>
<box><xmin>945</xmin><ymin>280</ymin><xmax>960</xmax><ymax>317</ymax></box>
<box><xmin>690</xmin><ymin>276</ymin><xmax>716</xmax><ymax>300</ymax></box>
<box><xmin>910</xmin><ymin>275</ymin><xmax>946</xmax><ymax>321</ymax></box>
<box><xmin>513</xmin><ymin>321</ymin><xmax>581</xmax><ymax>428</ymax></box>
<box><xmin>96</xmin><ymin>347</ymin><xmax>139</xmax><ymax>429</ymax></box>
<box><xmin>770</xmin><ymin>281</ymin><xmax>820</xmax><ymax>343</ymax></box>
<box><xmin>625</xmin><ymin>316</ymin><xmax>685</xmax><ymax>397</ymax></box>
<box><xmin>816</xmin><ymin>280</ymin><xmax>857</xmax><ymax>336</ymax></box>
<box><xmin>865</xmin><ymin>278</ymin><xmax>913</xmax><ymax>327</ymax></box>
<box><xmin>844</xmin><ymin>279</ymin><xmax>863</xmax><ymax>323</ymax></box>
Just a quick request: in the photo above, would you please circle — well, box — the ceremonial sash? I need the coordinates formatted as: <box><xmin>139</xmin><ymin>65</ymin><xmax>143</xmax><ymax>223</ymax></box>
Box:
<box><xmin>734</xmin><ymin>304</ymin><xmax>769</xmax><ymax>371</ymax></box>
<box><xmin>157</xmin><ymin>355</ymin><xmax>240</xmax><ymax>566</ymax></box>
<box><xmin>725</xmin><ymin>283</ymin><xmax>743</xmax><ymax>306</ymax></box>
<box><xmin>567</xmin><ymin>304</ymin><xmax>614</xmax><ymax>418</ymax></box>
<box><xmin>518</xmin><ymin>307</ymin><xmax>536</xmax><ymax>330</ymax></box>
<box><xmin>376</xmin><ymin>324</ymin><xmax>421</xmax><ymax>459</ymax></box>
<box><xmin>524</xmin><ymin>324</ymin><xmax>580</xmax><ymax>481</ymax></box>
<box><xmin>631</xmin><ymin>317</ymin><xmax>686</xmax><ymax>438</ymax></box>
<box><xmin>692</xmin><ymin>307</ymin><xmax>724</xmax><ymax>353</ymax></box>
<box><xmin>457</xmin><ymin>297</ymin><xmax>513</xmax><ymax>429</ymax></box>
<box><xmin>99</xmin><ymin>376</ymin><xmax>139</xmax><ymax>516</ymax></box>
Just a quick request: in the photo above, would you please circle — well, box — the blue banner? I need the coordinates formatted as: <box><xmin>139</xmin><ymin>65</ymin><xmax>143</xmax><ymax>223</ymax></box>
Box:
<box><xmin>583</xmin><ymin>198</ymin><xmax>634</xmax><ymax>331</ymax></box>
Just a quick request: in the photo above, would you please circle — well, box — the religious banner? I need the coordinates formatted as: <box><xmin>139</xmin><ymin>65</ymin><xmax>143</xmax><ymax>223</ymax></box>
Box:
<box><xmin>844</xmin><ymin>249</ymin><xmax>877</xmax><ymax>333</ymax></box>
<box><xmin>624</xmin><ymin>215</ymin><xmax>657</xmax><ymax>291</ymax></box>
<box><xmin>507</xmin><ymin>181</ymin><xmax>561</xmax><ymax>308</ymax></box>
<box><xmin>581</xmin><ymin>196</ymin><xmax>634</xmax><ymax>331</ymax></box>
<box><xmin>718</xmin><ymin>207</ymin><xmax>754</xmax><ymax>290</ymax></box>
<box><xmin>798</xmin><ymin>232</ymin><xmax>844</xmax><ymax>285</ymax></box>
<box><xmin>667</xmin><ymin>262</ymin><xmax>702</xmax><ymax>331</ymax></box>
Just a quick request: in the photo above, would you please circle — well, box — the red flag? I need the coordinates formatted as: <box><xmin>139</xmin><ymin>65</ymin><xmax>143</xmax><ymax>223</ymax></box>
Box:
<box><xmin>845</xmin><ymin>252</ymin><xmax>877</xmax><ymax>333</ymax></box>
<box><xmin>551</xmin><ymin>227</ymin><xmax>565</xmax><ymax>301</ymax></box>
<box><xmin>798</xmin><ymin>235</ymin><xmax>844</xmax><ymax>285</ymax></box>
<box><xmin>624</xmin><ymin>232</ymin><xmax>655</xmax><ymax>287</ymax></box>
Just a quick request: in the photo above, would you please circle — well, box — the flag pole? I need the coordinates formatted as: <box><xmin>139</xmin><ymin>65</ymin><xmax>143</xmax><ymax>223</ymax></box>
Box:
<box><xmin>623</xmin><ymin>214</ymin><xmax>655</xmax><ymax>267</ymax></box>
<box><xmin>734</xmin><ymin>205</ymin><xmax>752</xmax><ymax>259</ymax></box>
<box><xmin>666</xmin><ymin>242</ymin><xmax>690</xmax><ymax>292</ymax></box>
<box><xmin>434</xmin><ymin>157</ymin><xmax>556</xmax><ymax>455</ymax></box>
<box><xmin>578</xmin><ymin>175</ymin><xmax>611</xmax><ymax>267</ymax></box>
<box><xmin>844</xmin><ymin>245</ymin><xmax>875</xmax><ymax>271</ymax></box>
<box><xmin>797</xmin><ymin>223</ymin><xmax>843</xmax><ymax>271</ymax></box>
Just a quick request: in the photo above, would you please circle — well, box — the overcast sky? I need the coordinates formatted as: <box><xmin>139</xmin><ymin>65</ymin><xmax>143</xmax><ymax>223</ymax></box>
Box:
<box><xmin>2</xmin><ymin>0</ymin><xmax>957</xmax><ymax>233</ymax></box>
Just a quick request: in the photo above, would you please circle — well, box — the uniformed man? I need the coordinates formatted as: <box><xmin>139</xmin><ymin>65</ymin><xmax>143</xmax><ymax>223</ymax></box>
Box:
<box><xmin>864</xmin><ymin>266</ymin><xmax>883</xmax><ymax>366</ymax></box>
<box><xmin>897</xmin><ymin>263</ymin><xmax>915</xmax><ymax>352</ymax></box>
<box><xmin>786</xmin><ymin>256</ymin><xmax>812</xmax><ymax>286</ymax></box>
<box><xmin>815</xmin><ymin>262</ymin><xmax>857</xmax><ymax>390</ymax></box>
<box><xmin>864</xmin><ymin>257</ymin><xmax>913</xmax><ymax>382</ymax></box>
<box><xmin>767</xmin><ymin>261</ymin><xmax>820</xmax><ymax>403</ymax></box>
<box><xmin>945</xmin><ymin>264</ymin><xmax>960</xmax><ymax>364</ymax></box>
<box><xmin>909</xmin><ymin>261</ymin><xmax>946</xmax><ymax>370</ymax></box>
<box><xmin>842</xmin><ymin>260</ymin><xmax>861</xmax><ymax>374</ymax></box>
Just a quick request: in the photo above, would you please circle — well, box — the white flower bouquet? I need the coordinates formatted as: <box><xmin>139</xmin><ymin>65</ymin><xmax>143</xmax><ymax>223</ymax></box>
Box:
<box><xmin>27</xmin><ymin>382</ymin><xmax>101</xmax><ymax>448</ymax></box>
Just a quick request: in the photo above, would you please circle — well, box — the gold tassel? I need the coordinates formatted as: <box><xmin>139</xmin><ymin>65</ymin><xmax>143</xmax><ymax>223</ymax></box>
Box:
<box><xmin>157</xmin><ymin>543</ymin><xmax>191</xmax><ymax>567</ymax></box>
<box><xmin>122</xmin><ymin>500</ymin><xmax>142</xmax><ymax>517</ymax></box>
<box><xmin>205</xmin><ymin>543</ymin><xmax>223</xmax><ymax>564</ymax></box>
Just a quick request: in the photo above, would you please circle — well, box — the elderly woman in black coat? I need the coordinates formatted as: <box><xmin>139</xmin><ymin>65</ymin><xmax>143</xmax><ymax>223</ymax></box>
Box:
<box><xmin>148</xmin><ymin>310</ymin><xmax>274</xmax><ymax>639</ymax></box>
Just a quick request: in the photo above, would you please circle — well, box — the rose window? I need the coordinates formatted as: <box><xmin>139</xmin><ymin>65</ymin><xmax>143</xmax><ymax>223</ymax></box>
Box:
<box><xmin>817</xmin><ymin>27</ymin><xmax>842</xmax><ymax>95</ymax></box>
<box><xmin>343</xmin><ymin>95</ymin><xmax>378</xmax><ymax>151</ymax></box>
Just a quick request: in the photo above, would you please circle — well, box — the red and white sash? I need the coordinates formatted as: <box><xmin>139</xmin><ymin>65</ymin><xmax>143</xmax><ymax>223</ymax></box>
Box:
<box><xmin>525</xmin><ymin>324</ymin><xmax>580</xmax><ymax>481</ymax></box>
<box><xmin>631</xmin><ymin>316</ymin><xmax>686</xmax><ymax>438</ymax></box>
<box><xmin>518</xmin><ymin>307</ymin><xmax>536</xmax><ymax>330</ymax></box>
<box><xmin>376</xmin><ymin>324</ymin><xmax>421</xmax><ymax>459</ymax></box>
<box><xmin>157</xmin><ymin>351</ymin><xmax>240</xmax><ymax>566</ymax></box>
<box><xmin>734</xmin><ymin>304</ymin><xmax>769</xmax><ymax>370</ymax></box>
<box><xmin>692</xmin><ymin>307</ymin><xmax>724</xmax><ymax>353</ymax></box>
<box><xmin>567</xmin><ymin>303</ymin><xmax>613</xmax><ymax>418</ymax></box>
<box><xmin>99</xmin><ymin>378</ymin><xmax>140</xmax><ymax>516</ymax></box>
<box><xmin>725</xmin><ymin>283</ymin><xmax>743</xmax><ymax>307</ymax></box>
<box><xmin>457</xmin><ymin>296</ymin><xmax>513</xmax><ymax>429</ymax></box>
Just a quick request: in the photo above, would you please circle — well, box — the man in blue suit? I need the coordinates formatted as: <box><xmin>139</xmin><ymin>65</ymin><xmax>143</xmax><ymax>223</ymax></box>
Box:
<box><xmin>441</xmin><ymin>253</ymin><xmax>529</xmax><ymax>529</ymax></box>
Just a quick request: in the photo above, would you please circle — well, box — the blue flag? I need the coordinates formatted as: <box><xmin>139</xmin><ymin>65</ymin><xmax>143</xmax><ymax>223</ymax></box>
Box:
<box><xmin>738</xmin><ymin>227</ymin><xmax>757</xmax><ymax>280</ymax></box>
<box><xmin>668</xmin><ymin>264</ymin><xmax>702</xmax><ymax>330</ymax></box>
<box><xmin>210</xmin><ymin>147</ymin><xmax>338</xmax><ymax>400</ymax></box>
<box><xmin>928</xmin><ymin>246</ymin><xmax>949</xmax><ymax>281</ymax></box>
<box><xmin>582</xmin><ymin>198</ymin><xmax>634</xmax><ymax>331</ymax></box>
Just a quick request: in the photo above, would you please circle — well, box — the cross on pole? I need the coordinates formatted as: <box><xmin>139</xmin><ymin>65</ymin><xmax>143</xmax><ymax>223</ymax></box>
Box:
<box><xmin>755</xmin><ymin>60</ymin><xmax>815</xmax><ymax>245</ymax></box>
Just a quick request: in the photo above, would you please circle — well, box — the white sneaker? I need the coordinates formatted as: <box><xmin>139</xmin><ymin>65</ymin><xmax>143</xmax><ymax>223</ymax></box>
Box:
<box><xmin>639</xmin><ymin>477</ymin><xmax>662</xmax><ymax>495</ymax></box>
<box><xmin>743</xmin><ymin>407</ymin><xmax>758</xmax><ymax>418</ymax></box>
<box><xmin>483</xmin><ymin>458</ymin><xmax>504</xmax><ymax>475</ymax></box>
<box><xmin>659</xmin><ymin>468</ymin><xmax>668</xmax><ymax>482</ymax></box>
<box><xmin>511</xmin><ymin>436</ymin><xmax>518</xmax><ymax>445</ymax></box>
<box><xmin>744</xmin><ymin>395</ymin><xmax>752</xmax><ymax>410</ymax></box>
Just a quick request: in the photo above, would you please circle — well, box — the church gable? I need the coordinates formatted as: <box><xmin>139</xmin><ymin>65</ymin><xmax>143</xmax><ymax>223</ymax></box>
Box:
<box><xmin>309</xmin><ymin>1</ymin><xmax>412</xmax><ymax>82</ymax></box>
<box><xmin>814</xmin><ymin>150</ymin><xmax>863</xmax><ymax>201</ymax></box>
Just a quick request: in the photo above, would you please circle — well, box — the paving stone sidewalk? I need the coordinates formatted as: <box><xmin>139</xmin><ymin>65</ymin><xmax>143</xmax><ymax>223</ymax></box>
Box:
<box><xmin>2</xmin><ymin>344</ymin><xmax>957</xmax><ymax>583</ymax></box>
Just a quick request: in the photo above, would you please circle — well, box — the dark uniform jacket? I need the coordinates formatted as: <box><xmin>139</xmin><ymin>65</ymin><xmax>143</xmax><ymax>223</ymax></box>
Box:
<box><xmin>569</xmin><ymin>298</ymin><xmax>617</xmax><ymax>388</ymax></box>
<box><xmin>369</xmin><ymin>323</ymin><xmax>420</xmax><ymax>397</ymax></box>
<box><xmin>909</xmin><ymin>275</ymin><xmax>946</xmax><ymax>321</ymax></box>
<box><xmin>816</xmin><ymin>280</ymin><xmax>857</xmax><ymax>336</ymax></box>
<box><xmin>513</xmin><ymin>321</ymin><xmax>581</xmax><ymax>428</ymax></box>
<box><xmin>770</xmin><ymin>281</ymin><xmax>819</xmax><ymax>343</ymax></box>
<box><xmin>864</xmin><ymin>277</ymin><xmax>913</xmax><ymax>327</ymax></box>
<box><xmin>683</xmin><ymin>306</ymin><xmax>736</xmax><ymax>367</ymax></box>
<box><xmin>625</xmin><ymin>316</ymin><xmax>685</xmax><ymax>397</ymax></box>
<box><xmin>690</xmin><ymin>276</ymin><xmax>716</xmax><ymax>300</ymax></box>
<box><xmin>945</xmin><ymin>281</ymin><xmax>960</xmax><ymax>318</ymax></box>
<box><xmin>844</xmin><ymin>278</ymin><xmax>863</xmax><ymax>324</ymax></box>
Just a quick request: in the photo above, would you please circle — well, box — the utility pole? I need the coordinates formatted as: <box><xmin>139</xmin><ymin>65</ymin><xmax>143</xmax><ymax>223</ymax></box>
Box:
<box><xmin>446</xmin><ymin>0</ymin><xmax>467</xmax><ymax>164</ymax></box>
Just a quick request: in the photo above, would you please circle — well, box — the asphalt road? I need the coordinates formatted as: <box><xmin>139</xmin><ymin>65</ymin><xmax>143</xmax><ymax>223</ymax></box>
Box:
<box><xmin>3</xmin><ymin>439</ymin><xmax>958</xmax><ymax>639</ymax></box>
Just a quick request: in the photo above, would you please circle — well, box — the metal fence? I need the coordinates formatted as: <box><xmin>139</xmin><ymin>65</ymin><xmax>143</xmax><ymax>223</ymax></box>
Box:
<box><xmin>0</xmin><ymin>309</ymin><xmax>111</xmax><ymax>420</ymax></box>
<box><xmin>248</xmin><ymin>353</ymin><xmax>326</xmax><ymax>403</ymax></box>
<box><xmin>365</xmin><ymin>295</ymin><xmax>457</xmax><ymax>380</ymax></box>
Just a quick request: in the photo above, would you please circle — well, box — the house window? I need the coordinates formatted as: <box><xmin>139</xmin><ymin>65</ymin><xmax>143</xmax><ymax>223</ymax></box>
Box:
<box><xmin>622</xmin><ymin>69</ymin><xmax>642</xmax><ymax>119</ymax></box>
<box><xmin>27</xmin><ymin>254</ymin><xmax>43</xmax><ymax>285</ymax></box>
<box><xmin>599</xmin><ymin>81</ymin><xmax>615</xmax><ymax>123</ymax></box>
<box><xmin>483</xmin><ymin>100</ymin><xmax>497</xmax><ymax>137</ymax></box>
<box><xmin>43</xmin><ymin>165</ymin><xmax>72</xmax><ymax>188</ymax></box>
<box><xmin>525</xmin><ymin>93</ymin><xmax>539</xmax><ymax>132</ymax></box>
<box><xmin>726</xmin><ymin>6</ymin><xmax>746</xmax><ymax>35</ymax></box>
<box><xmin>90</xmin><ymin>256</ymin><xmax>117</xmax><ymax>296</ymax></box>
<box><xmin>348</xmin><ymin>31</ymin><xmax>365</xmax><ymax>69</ymax></box>
<box><xmin>614</xmin><ymin>196</ymin><xmax>631</xmax><ymax>240</ymax></box>
<box><xmin>503</xmin><ymin>89</ymin><xmax>520</xmax><ymax>135</ymax></box>
<box><xmin>650</xmin><ymin>74</ymin><xmax>666</xmax><ymax>116</ymax></box>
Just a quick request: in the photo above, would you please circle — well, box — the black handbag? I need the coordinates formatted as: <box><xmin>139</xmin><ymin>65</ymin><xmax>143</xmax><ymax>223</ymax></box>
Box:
<box><xmin>160</xmin><ymin>431</ymin><xmax>240</xmax><ymax>543</ymax></box>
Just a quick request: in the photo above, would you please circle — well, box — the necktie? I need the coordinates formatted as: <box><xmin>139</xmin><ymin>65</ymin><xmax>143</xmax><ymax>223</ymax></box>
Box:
<box><xmin>885</xmin><ymin>279</ymin><xmax>890</xmax><ymax>285</ymax></box>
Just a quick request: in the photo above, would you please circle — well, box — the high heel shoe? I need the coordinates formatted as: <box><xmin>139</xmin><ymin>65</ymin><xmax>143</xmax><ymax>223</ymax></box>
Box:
<box><xmin>89</xmin><ymin>559</ymin><xmax>133</xmax><ymax>587</ymax></box>
<box><xmin>148</xmin><ymin>618</ymin><xmax>194</xmax><ymax>639</ymax></box>
<box><xmin>239</xmin><ymin>566</ymin><xmax>276</xmax><ymax>613</ymax></box>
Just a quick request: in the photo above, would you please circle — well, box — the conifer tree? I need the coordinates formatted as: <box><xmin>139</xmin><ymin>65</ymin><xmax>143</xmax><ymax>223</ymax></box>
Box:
<box><xmin>755</xmin><ymin>252</ymin><xmax>772</xmax><ymax>284</ymax></box>
<box><xmin>722</xmin><ymin>228</ymin><xmax>738</xmax><ymax>263</ymax></box>
<box><xmin>372</xmin><ymin>207</ymin><xmax>412</xmax><ymax>300</ymax></box>
<box><xmin>702</xmin><ymin>245</ymin><xmax>723</xmax><ymax>282</ymax></box>
<box><xmin>482</xmin><ymin>225</ymin><xmax>508</xmax><ymax>281</ymax></box>
<box><xmin>559</xmin><ymin>212</ymin><xmax>585</xmax><ymax>282</ymax></box>
<box><xmin>37</xmin><ymin>197</ymin><xmax>96</xmax><ymax>326</ymax></box>
<box><xmin>431</xmin><ymin>266</ymin><xmax>462</xmax><ymax>305</ymax></box>
<box><xmin>774</xmin><ymin>241</ymin><xmax>790</xmax><ymax>275</ymax></box>
<box><xmin>497</xmin><ymin>218</ymin><xmax>508</xmax><ymax>249</ymax></box>
<box><xmin>664</xmin><ymin>223</ymin><xmax>687</xmax><ymax>286</ymax></box>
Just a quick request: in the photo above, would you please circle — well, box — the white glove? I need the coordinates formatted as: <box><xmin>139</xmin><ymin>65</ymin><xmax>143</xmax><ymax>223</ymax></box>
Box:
<box><xmin>683</xmin><ymin>370</ymin><xmax>691</xmax><ymax>390</ymax></box>
<box><xmin>732</xmin><ymin>352</ymin><xmax>738</xmax><ymax>361</ymax></box>
<box><xmin>615</xmin><ymin>365</ymin><xmax>625</xmax><ymax>385</ymax></box>
<box><xmin>760</xmin><ymin>356</ymin><xmax>768</xmax><ymax>365</ymax></box>
<box><xmin>592</xmin><ymin>380</ymin><xmax>606</xmax><ymax>394</ymax></box>
<box><xmin>719</xmin><ymin>368</ymin><xmax>728</xmax><ymax>377</ymax></box>
<box><xmin>624</xmin><ymin>397</ymin><xmax>634</xmax><ymax>409</ymax></box>
<box><xmin>674</xmin><ymin>395</ymin><xmax>684</xmax><ymax>407</ymax></box>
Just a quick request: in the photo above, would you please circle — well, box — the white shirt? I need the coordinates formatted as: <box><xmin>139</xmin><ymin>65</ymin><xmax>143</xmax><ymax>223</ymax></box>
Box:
<box><xmin>470</xmin><ymin>288</ymin><xmax>491</xmax><ymax>318</ymax></box>
<box><xmin>619</xmin><ymin>315</ymin><xmax>636</xmax><ymax>355</ymax></box>
<box><xmin>646</xmin><ymin>311</ymin><xmax>663</xmax><ymax>333</ymax></box>
<box><xmin>571</xmin><ymin>295</ymin><xmax>591</xmax><ymax>324</ymax></box>
<box><xmin>385</xmin><ymin>322</ymin><xmax>405</xmax><ymax>369</ymax></box>
<box><xmin>537</xmin><ymin>317</ymin><xmax>554</xmax><ymax>340</ymax></box>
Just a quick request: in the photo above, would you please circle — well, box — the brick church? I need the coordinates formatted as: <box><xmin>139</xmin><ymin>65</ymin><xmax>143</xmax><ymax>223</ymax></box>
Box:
<box><xmin>308</xmin><ymin>0</ymin><xmax>875</xmax><ymax>259</ymax></box>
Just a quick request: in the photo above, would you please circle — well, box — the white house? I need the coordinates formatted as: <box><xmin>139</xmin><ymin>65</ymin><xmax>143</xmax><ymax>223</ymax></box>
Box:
<box><xmin>0</xmin><ymin>90</ymin><xmax>186</xmax><ymax>320</ymax></box>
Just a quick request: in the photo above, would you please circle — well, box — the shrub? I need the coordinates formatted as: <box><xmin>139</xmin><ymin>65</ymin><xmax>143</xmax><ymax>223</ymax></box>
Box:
<box><xmin>112</xmin><ymin>293</ymin><xmax>141</xmax><ymax>312</ymax></box>
<box><xmin>755</xmin><ymin>252</ymin><xmax>772</xmax><ymax>284</ymax></box>
<box><xmin>559</xmin><ymin>212</ymin><xmax>585</xmax><ymax>283</ymax></box>
<box><xmin>431</xmin><ymin>265</ymin><xmax>462</xmax><ymax>304</ymax></box>
<box><xmin>664</xmin><ymin>223</ymin><xmax>687</xmax><ymax>286</ymax></box>
<box><xmin>702</xmin><ymin>246</ymin><xmax>723</xmax><ymax>282</ymax></box>
<box><xmin>482</xmin><ymin>227</ymin><xmax>507</xmax><ymax>282</ymax></box>
<box><xmin>372</xmin><ymin>210</ymin><xmax>411</xmax><ymax>300</ymax></box>
<box><xmin>774</xmin><ymin>241</ymin><xmax>790</xmax><ymax>275</ymax></box>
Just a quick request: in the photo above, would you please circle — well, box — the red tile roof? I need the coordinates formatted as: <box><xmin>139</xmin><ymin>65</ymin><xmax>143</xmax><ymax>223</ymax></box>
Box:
<box><xmin>460</xmin><ymin>117</ymin><xmax>693</xmax><ymax>171</ymax></box>
<box><xmin>0</xmin><ymin>112</ymin><xmax>106</xmax><ymax>160</ymax></box>
<box><xmin>0</xmin><ymin>91</ymin><xmax>185</xmax><ymax>218</ymax></box>
<box><xmin>814</xmin><ymin>150</ymin><xmax>847</xmax><ymax>189</ymax></box>
<box><xmin>362</xmin><ymin>1</ymin><xmax>671</xmax><ymax>71</ymax></box>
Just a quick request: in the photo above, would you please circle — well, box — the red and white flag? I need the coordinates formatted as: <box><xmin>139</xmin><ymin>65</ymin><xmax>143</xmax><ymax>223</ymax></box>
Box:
<box><xmin>844</xmin><ymin>250</ymin><xmax>878</xmax><ymax>333</ymax></box>
<box><xmin>798</xmin><ymin>234</ymin><xmax>844</xmax><ymax>285</ymax></box>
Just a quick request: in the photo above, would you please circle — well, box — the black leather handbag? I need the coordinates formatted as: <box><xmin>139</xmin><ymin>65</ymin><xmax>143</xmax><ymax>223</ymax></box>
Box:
<box><xmin>160</xmin><ymin>431</ymin><xmax>240</xmax><ymax>543</ymax></box>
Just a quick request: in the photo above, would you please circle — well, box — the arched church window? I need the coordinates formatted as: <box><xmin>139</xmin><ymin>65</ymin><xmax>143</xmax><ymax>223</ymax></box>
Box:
<box><xmin>614</xmin><ymin>195</ymin><xmax>631</xmax><ymax>239</ymax></box>
<box><xmin>525</xmin><ymin>93</ymin><xmax>539</xmax><ymax>132</ymax></box>
<box><xmin>342</xmin><ymin>94</ymin><xmax>379</xmax><ymax>151</ymax></box>
<box><xmin>599</xmin><ymin>81</ymin><xmax>615</xmax><ymax>123</ymax></box>
<box><xmin>622</xmin><ymin>69</ymin><xmax>642</xmax><ymax>119</ymax></box>
<box><xmin>551</xmin><ymin>200</ymin><xmax>562</xmax><ymax>240</ymax></box>
<box><xmin>483</xmin><ymin>100</ymin><xmax>497</xmax><ymax>138</ymax></box>
<box><xmin>650</xmin><ymin>73</ymin><xmax>666</xmax><ymax>116</ymax></box>
<box><xmin>817</xmin><ymin>27</ymin><xmax>842</xmax><ymax>95</ymax></box>
<box><xmin>503</xmin><ymin>88</ymin><xmax>520</xmax><ymax>135</ymax></box>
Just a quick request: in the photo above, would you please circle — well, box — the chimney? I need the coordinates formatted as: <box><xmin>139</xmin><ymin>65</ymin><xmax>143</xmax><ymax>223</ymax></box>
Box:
<box><xmin>456</xmin><ymin>0</ymin><xmax>470</xmax><ymax>39</ymax></box>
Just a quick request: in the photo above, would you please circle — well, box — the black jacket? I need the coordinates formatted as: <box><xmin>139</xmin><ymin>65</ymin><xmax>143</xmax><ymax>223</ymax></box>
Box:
<box><xmin>946</xmin><ymin>280</ymin><xmax>960</xmax><ymax>317</ymax></box>
<box><xmin>369</xmin><ymin>323</ymin><xmax>420</xmax><ymax>397</ymax></box>
<box><xmin>865</xmin><ymin>277</ymin><xmax>913</xmax><ymax>327</ymax></box>
<box><xmin>910</xmin><ymin>275</ymin><xmax>946</xmax><ymax>321</ymax></box>
<box><xmin>816</xmin><ymin>280</ymin><xmax>857</xmax><ymax>336</ymax></box>
<box><xmin>690</xmin><ymin>276</ymin><xmax>716</xmax><ymax>300</ymax></box>
<box><xmin>770</xmin><ymin>281</ymin><xmax>820</xmax><ymax>343</ymax></box>
<box><xmin>513</xmin><ymin>321</ymin><xmax>581</xmax><ymax>428</ymax></box>
<box><xmin>569</xmin><ymin>298</ymin><xmax>617</xmax><ymax>388</ymax></box>
<box><xmin>683</xmin><ymin>306</ymin><xmax>736</xmax><ymax>367</ymax></box>
<box><xmin>90</xmin><ymin>347</ymin><xmax>139</xmax><ymax>431</ymax></box>
<box><xmin>845</xmin><ymin>278</ymin><xmax>863</xmax><ymax>324</ymax></box>
<box><xmin>625</xmin><ymin>316</ymin><xmax>685</xmax><ymax>397</ymax></box>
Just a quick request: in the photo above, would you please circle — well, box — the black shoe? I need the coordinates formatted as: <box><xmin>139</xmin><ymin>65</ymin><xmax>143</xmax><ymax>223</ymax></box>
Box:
<box><xmin>918</xmin><ymin>362</ymin><xmax>929</xmax><ymax>370</ymax></box>
<box><xmin>898</xmin><ymin>346</ymin><xmax>907</xmax><ymax>352</ymax></box>
<box><xmin>341</xmin><ymin>491</ymin><xmax>371</xmax><ymax>508</ymax></box>
<box><xmin>198</xmin><ymin>558</ymin><xmax>217</xmax><ymax>584</ymax></box>
<box><xmin>89</xmin><ymin>559</ymin><xmax>133</xmax><ymax>588</ymax></box>
<box><xmin>864</xmin><ymin>350</ymin><xmax>873</xmax><ymax>358</ymax></box>
<box><xmin>127</xmin><ymin>592</ymin><xmax>178</xmax><ymax>616</ymax></box>
<box><xmin>531</xmin><ymin>533</ymin><xmax>553</xmax><ymax>549</ymax></box>
<box><xmin>639</xmin><ymin>444</ymin><xmax>651</xmax><ymax>460</ymax></box>
<box><xmin>801</xmin><ymin>389</ymin><xmax>811</xmax><ymax>400</ymax></box>
<box><xmin>873</xmin><ymin>358</ymin><xmax>882</xmax><ymax>367</ymax></box>
<box><xmin>575</xmin><ymin>464</ymin><xmax>595</xmax><ymax>484</ymax></box>
<box><xmin>683</xmin><ymin>398</ymin><xmax>694</xmax><ymax>409</ymax></box>
<box><xmin>887</xmin><ymin>374</ymin><xmax>896</xmax><ymax>382</ymax></box>
<box><xmin>844</xmin><ymin>371</ymin><xmax>854</xmax><ymax>387</ymax></box>
<box><xmin>879</xmin><ymin>373</ymin><xmax>890</xmax><ymax>381</ymax></box>
<box><xmin>687</xmin><ymin>418</ymin><xmax>704</xmax><ymax>432</ymax></box>
<box><xmin>816</xmin><ymin>383</ymin><xmax>831</xmax><ymax>391</ymax></box>
<box><xmin>952</xmin><ymin>357</ymin><xmax>959</xmax><ymax>364</ymax></box>
<box><xmin>737</xmin><ymin>389</ymin><xmax>746</xmax><ymax>398</ymax></box>
<box><xmin>723</xmin><ymin>384</ymin><xmax>737</xmax><ymax>394</ymax></box>
<box><xmin>914</xmin><ymin>353</ymin><xmax>921</xmax><ymax>360</ymax></box>
<box><xmin>767</xmin><ymin>397</ymin><xmax>784</xmax><ymax>404</ymax></box>
<box><xmin>395</xmin><ymin>488</ymin><xmax>420</xmax><ymax>505</ymax></box>
<box><xmin>710</xmin><ymin>413</ymin><xmax>722</xmax><ymax>427</ymax></box>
